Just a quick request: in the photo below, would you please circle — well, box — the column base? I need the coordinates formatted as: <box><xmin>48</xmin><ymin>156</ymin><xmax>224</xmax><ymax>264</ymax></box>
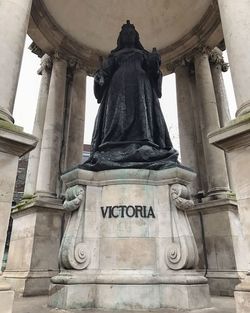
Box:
<box><xmin>3</xmin><ymin>270</ymin><xmax>58</xmax><ymax>296</ymax></box>
<box><xmin>49</xmin><ymin>272</ymin><xmax>211</xmax><ymax>310</ymax></box>
<box><xmin>205</xmin><ymin>188</ymin><xmax>233</xmax><ymax>201</ymax></box>
<box><xmin>4</xmin><ymin>198</ymin><xmax>63</xmax><ymax>296</ymax></box>
<box><xmin>188</xmin><ymin>198</ymin><xmax>248</xmax><ymax>296</ymax></box>
<box><xmin>0</xmin><ymin>108</ymin><xmax>14</xmax><ymax>123</ymax></box>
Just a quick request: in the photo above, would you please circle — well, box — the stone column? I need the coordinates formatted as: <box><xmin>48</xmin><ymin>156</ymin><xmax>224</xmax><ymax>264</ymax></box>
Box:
<box><xmin>24</xmin><ymin>55</ymin><xmax>52</xmax><ymax>198</ymax></box>
<box><xmin>4</xmin><ymin>53</ymin><xmax>67</xmax><ymax>296</ymax></box>
<box><xmin>36</xmin><ymin>54</ymin><xmax>67</xmax><ymax>198</ymax></box>
<box><xmin>209</xmin><ymin>48</ymin><xmax>234</xmax><ymax>190</ymax></box>
<box><xmin>65</xmin><ymin>62</ymin><xmax>87</xmax><ymax>170</ymax></box>
<box><xmin>218</xmin><ymin>0</ymin><xmax>250</xmax><ymax>117</ymax></box>
<box><xmin>175</xmin><ymin>62</ymin><xmax>201</xmax><ymax>196</ymax></box>
<box><xmin>0</xmin><ymin>0</ymin><xmax>32</xmax><ymax>123</ymax></box>
<box><xmin>194</xmin><ymin>49</ymin><xmax>230</xmax><ymax>198</ymax></box>
<box><xmin>209</xmin><ymin>48</ymin><xmax>231</xmax><ymax>127</ymax></box>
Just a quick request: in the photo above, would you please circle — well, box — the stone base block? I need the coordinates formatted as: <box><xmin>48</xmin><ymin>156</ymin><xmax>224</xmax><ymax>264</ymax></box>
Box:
<box><xmin>0</xmin><ymin>290</ymin><xmax>14</xmax><ymax>313</ymax></box>
<box><xmin>235</xmin><ymin>275</ymin><xmax>250</xmax><ymax>313</ymax></box>
<box><xmin>206</xmin><ymin>271</ymin><xmax>242</xmax><ymax>296</ymax></box>
<box><xmin>188</xmin><ymin>198</ymin><xmax>248</xmax><ymax>297</ymax></box>
<box><xmin>4</xmin><ymin>271</ymin><xmax>58</xmax><ymax>296</ymax></box>
<box><xmin>49</xmin><ymin>281</ymin><xmax>211</xmax><ymax>310</ymax></box>
<box><xmin>235</xmin><ymin>290</ymin><xmax>250</xmax><ymax>313</ymax></box>
<box><xmin>4</xmin><ymin>199</ymin><xmax>63</xmax><ymax>296</ymax></box>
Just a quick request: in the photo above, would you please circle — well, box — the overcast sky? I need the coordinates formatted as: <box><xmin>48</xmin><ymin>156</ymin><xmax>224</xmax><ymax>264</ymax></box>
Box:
<box><xmin>13</xmin><ymin>36</ymin><xmax>237</xmax><ymax>151</ymax></box>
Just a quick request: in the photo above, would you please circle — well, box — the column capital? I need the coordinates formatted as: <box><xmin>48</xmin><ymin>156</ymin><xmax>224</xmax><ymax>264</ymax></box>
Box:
<box><xmin>68</xmin><ymin>58</ymin><xmax>87</xmax><ymax>73</ymax></box>
<box><xmin>209</xmin><ymin>48</ymin><xmax>229</xmax><ymax>72</ymax></box>
<box><xmin>37</xmin><ymin>54</ymin><xmax>52</xmax><ymax>75</ymax></box>
<box><xmin>166</xmin><ymin>57</ymin><xmax>192</xmax><ymax>73</ymax></box>
<box><xmin>52</xmin><ymin>51</ymin><xmax>68</xmax><ymax>63</ymax></box>
<box><xmin>194</xmin><ymin>44</ymin><xmax>212</xmax><ymax>57</ymax></box>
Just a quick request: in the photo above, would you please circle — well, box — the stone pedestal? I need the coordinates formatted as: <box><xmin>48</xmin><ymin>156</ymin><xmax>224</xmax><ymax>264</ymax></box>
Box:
<box><xmin>209</xmin><ymin>114</ymin><xmax>250</xmax><ymax>312</ymax></box>
<box><xmin>0</xmin><ymin>121</ymin><xmax>37</xmax><ymax>312</ymax></box>
<box><xmin>4</xmin><ymin>198</ymin><xmax>63</xmax><ymax>296</ymax></box>
<box><xmin>48</xmin><ymin>167</ymin><xmax>211</xmax><ymax>310</ymax></box>
<box><xmin>188</xmin><ymin>198</ymin><xmax>248</xmax><ymax>296</ymax></box>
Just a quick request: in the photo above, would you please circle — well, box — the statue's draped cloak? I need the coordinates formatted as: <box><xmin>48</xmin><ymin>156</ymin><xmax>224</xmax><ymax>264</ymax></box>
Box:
<box><xmin>81</xmin><ymin>48</ymin><xmax>178</xmax><ymax>171</ymax></box>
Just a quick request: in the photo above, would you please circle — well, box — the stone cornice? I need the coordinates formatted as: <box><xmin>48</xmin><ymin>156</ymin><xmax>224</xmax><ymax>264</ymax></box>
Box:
<box><xmin>61</xmin><ymin>166</ymin><xmax>196</xmax><ymax>188</ymax></box>
<box><xmin>30</xmin><ymin>0</ymin><xmax>100</xmax><ymax>75</ymax></box>
<box><xmin>29</xmin><ymin>0</ymin><xmax>223</xmax><ymax>76</ymax></box>
<box><xmin>0</xmin><ymin>121</ymin><xmax>37</xmax><ymax>157</ymax></box>
<box><xmin>28</xmin><ymin>41</ymin><xmax>44</xmax><ymax>58</ymax></box>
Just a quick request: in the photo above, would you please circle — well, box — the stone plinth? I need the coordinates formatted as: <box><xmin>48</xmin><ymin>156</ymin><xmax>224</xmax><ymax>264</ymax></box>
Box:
<box><xmin>0</xmin><ymin>121</ymin><xmax>37</xmax><ymax>312</ymax></box>
<box><xmin>209</xmin><ymin>114</ymin><xmax>250</xmax><ymax>313</ymax></box>
<box><xmin>188</xmin><ymin>198</ymin><xmax>248</xmax><ymax>296</ymax></box>
<box><xmin>48</xmin><ymin>167</ymin><xmax>211</xmax><ymax>310</ymax></box>
<box><xmin>4</xmin><ymin>198</ymin><xmax>63</xmax><ymax>296</ymax></box>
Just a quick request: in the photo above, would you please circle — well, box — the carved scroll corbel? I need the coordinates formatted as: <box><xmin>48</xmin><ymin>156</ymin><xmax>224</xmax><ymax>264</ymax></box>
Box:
<box><xmin>165</xmin><ymin>183</ymin><xmax>199</xmax><ymax>270</ymax></box>
<box><xmin>59</xmin><ymin>185</ymin><xmax>91</xmax><ymax>270</ymax></box>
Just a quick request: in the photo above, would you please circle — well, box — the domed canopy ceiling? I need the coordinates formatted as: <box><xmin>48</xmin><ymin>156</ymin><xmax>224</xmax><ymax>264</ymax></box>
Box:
<box><xmin>29</xmin><ymin>0</ymin><xmax>223</xmax><ymax>73</ymax></box>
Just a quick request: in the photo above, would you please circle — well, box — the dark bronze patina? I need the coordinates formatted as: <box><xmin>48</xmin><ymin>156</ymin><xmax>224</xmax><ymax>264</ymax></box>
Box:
<box><xmin>81</xmin><ymin>21</ymin><xmax>178</xmax><ymax>171</ymax></box>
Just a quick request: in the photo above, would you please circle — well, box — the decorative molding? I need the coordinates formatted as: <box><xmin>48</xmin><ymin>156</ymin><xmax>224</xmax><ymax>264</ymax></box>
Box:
<box><xmin>68</xmin><ymin>58</ymin><xmax>87</xmax><ymax>75</ymax></box>
<box><xmin>28</xmin><ymin>41</ymin><xmax>44</xmax><ymax>58</ymax></box>
<box><xmin>165</xmin><ymin>183</ymin><xmax>198</xmax><ymax>270</ymax></box>
<box><xmin>63</xmin><ymin>185</ymin><xmax>84</xmax><ymax>211</ymax></box>
<box><xmin>209</xmin><ymin>47</ymin><xmax>229</xmax><ymax>72</ymax></box>
<box><xmin>60</xmin><ymin>185</ymin><xmax>91</xmax><ymax>270</ymax></box>
<box><xmin>37</xmin><ymin>54</ymin><xmax>52</xmax><ymax>75</ymax></box>
<box><xmin>53</xmin><ymin>50</ymin><xmax>68</xmax><ymax>63</ymax></box>
<box><xmin>170</xmin><ymin>183</ymin><xmax>194</xmax><ymax>210</ymax></box>
<box><xmin>30</xmin><ymin>0</ymin><xmax>223</xmax><ymax>75</ymax></box>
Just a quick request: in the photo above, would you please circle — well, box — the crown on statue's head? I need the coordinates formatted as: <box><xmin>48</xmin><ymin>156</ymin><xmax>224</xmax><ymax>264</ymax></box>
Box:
<box><xmin>121</xmin><ymin>20</ymin><xmax>136</xmax><ymax>31</ymax></box>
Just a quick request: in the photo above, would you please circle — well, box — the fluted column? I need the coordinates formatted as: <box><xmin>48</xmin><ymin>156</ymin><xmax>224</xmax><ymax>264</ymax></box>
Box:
<box><xmin>0</xmin><ymin>0</ymin><xmax>32</xmax><ymax>122</ymax></box>
<box><xmin>24</xmin><ymin>55</ymin><xmax>52</xmax><ymax>197</ymax></box>
<box><xmin>65</xmin><ymin>62</ymin><xmax>87</xmax><ymax>170</ymax></box>
<box><xmin>175</xmin><ymin>62</ymin><xmax>200</xmax><ymax>195</ymax></box>
<box><xmin>36</xmin><ymin>54</ymin><xmax>67</xmax><ymax>198</ymax></box>
<box><xmin>209</xmin><ymin>48</ymin><xmax>231</xmax><ymax>127</ymax></box>
<box><xmin>194</xmin><ymin>50</ymin><xmax>230</xmax><ymax>197</ymax></box>
<box><xmin>218</xmin><ymin>0</ymin><xmax>250</xmax><ymax>116</ymax></box>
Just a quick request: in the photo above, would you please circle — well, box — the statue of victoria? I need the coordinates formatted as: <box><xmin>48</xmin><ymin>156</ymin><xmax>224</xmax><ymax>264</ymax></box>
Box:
<box><xmin>81</xmin><ymin>20</ymin><xmax>178</xmax><ymax>171</ymax></box>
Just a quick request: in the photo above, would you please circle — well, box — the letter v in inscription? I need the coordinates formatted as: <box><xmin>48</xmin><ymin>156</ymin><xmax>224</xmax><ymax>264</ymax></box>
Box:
<box><xmin>101</xmin><ymin>206</ymin><xmax>109</xmax><ymax>218</ymax></box>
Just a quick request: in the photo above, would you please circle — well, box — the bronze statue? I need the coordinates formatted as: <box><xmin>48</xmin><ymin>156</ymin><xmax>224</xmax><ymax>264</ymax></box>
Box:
<box><xmin>81</xmin><ymin>21</ymin><xmax>178</xmax><ymax>171</ymax></box>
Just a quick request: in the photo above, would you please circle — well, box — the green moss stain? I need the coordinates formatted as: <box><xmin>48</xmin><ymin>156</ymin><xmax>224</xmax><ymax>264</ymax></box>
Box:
<box><xmin>0</xmin><ymin>120</ymin><xmax>23</xmax><ymax>133</ymax></box>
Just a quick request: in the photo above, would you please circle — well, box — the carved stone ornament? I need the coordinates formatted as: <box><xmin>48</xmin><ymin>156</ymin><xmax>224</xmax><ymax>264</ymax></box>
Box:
<box><xmin>37</xmin><ymin>54</ymin><xmax>52</xmax><ymax>75</ymax></box>
<box><xmin>63</xmin><ymin>185</ymin><xmax>84</xmax><ymax>211</ymax></box>
<box><xmin>28</xmin><ymin>41</ymin><xmax>44</xmax><ymax>58</ymax></box>
<box><xmin>209</xmin><ymin>48</ymin><xmax>229</xmax><ymax>72</ymax></box>
<box><xmin>165</xmin><ymin>184</ymin><xmax>199</xmax><ymax>270</ymax></box>
<box><xmin>59</xmin><ymin>185</ymin><xmax>91</xmax><ymax>270</ymax></box>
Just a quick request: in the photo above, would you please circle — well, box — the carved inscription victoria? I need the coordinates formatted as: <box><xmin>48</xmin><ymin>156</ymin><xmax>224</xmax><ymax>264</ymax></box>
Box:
<box><xmin>100</xmin><ymin>205</ymin><xmax>155</xmax><ymax>218</ymax></box>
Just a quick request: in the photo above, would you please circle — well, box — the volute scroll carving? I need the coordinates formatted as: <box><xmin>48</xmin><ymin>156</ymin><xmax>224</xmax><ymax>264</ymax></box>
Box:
<box><xmin>59</xmin><ymin>185</ymin><xmax>91</xmax><ymax>270</ymax></box>
<box><xmin>165</xmin><ymin>183</ymin><xmax>198</xmax><ymax>271</ymax></box>
<box><xmin>63</xmin><ymin>185</ymin><xmax>84</xmax><ymax>212</ymax></box>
